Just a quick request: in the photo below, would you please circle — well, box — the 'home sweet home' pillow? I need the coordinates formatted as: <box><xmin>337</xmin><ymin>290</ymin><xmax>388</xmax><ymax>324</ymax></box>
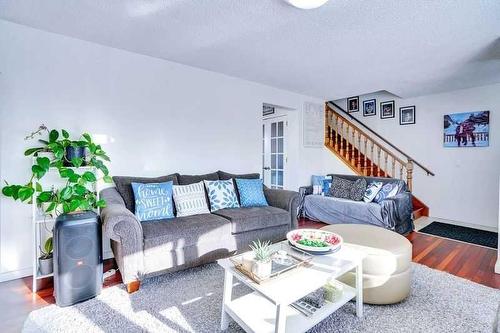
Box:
<box><xmin>131</xmin><ymin>181</ymin><xmax>174</xmax><ymax>222</ymax></box>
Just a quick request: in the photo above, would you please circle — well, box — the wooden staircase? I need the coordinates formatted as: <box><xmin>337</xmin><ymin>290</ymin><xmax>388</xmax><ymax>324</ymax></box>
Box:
<box><xmin>324</xmin><ymin>102</ymin><xmax>432</xmax><ymax>218</ymax></box>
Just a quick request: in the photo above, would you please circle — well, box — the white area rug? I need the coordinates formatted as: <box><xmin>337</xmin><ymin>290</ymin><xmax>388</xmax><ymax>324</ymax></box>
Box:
<box><xmin>24</xmin><ymin>263</ymin><xmax>500</xmax><ymax>333</ymax></box>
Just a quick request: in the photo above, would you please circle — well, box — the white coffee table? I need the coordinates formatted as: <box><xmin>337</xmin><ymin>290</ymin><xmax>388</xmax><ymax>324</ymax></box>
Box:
<box><xmin>218</xmin><ymin>241</ymin><xmax>364</xmax><ymax>333</ymax></box>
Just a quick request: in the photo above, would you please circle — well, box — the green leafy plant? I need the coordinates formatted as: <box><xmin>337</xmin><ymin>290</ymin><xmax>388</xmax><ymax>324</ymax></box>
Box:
<box><xmin>249</xmin><ymin>239</ymin><xmax>272</xmax><ymax>262</ymax></box>
<box><xmin>39</xmin><ymin>237</ymin><xmax>53</xmax><ymax>260</ymax></box>
<box><xmin>1</xmin><ymin>127</ymin><xmax>112</xmax><ymax>216</ymax></box>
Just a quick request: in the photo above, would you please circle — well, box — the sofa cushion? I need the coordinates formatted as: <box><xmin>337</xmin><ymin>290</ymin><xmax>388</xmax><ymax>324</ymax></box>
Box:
<box><xmin>113</xmin><ymin>174</ymin><xmax>179</xmax><ymax>212</ymax></box>
<box><xmin>217</xmin><ymin>171</ymin><xmax>260</xmax><ymax>181</ymax></box>
<box><xmin>178</xmin><ymin>172</ymin><xmax>219</xmax><ymax>185</ymax></box>
<box><xmin>213</xmin><ymin>206</ymin><xmax>289</xmax><ymax>234</ymax></box>
<box><xmin>142</xmin><ymin>213</ymin><xmax>232</xmax><ymax>251</ymax></box>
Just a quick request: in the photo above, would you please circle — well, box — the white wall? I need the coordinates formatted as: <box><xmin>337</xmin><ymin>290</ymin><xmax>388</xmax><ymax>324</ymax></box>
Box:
<box><xmin>0</xmin><ymin>20</ymin><xmax>324</xmax><ymax>281</ymax></box>
<box><xmin>332</xmin><ymin>84</ymin><xmax>500</xmax><ymax>230</ymax></box>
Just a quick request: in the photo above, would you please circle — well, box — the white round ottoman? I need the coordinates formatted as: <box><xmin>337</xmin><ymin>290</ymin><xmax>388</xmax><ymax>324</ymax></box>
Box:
<box><xmin>321</xmin><ymin>224</ymin><xmax>412</xmax><ymax>305</ymax></box>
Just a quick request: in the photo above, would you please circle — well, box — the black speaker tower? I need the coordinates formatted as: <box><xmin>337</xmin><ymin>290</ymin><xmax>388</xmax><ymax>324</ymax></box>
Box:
<box><xmin>54</xmin><ymin>211</ymin><xmax>103</xmax><ymax>307</ymax></box>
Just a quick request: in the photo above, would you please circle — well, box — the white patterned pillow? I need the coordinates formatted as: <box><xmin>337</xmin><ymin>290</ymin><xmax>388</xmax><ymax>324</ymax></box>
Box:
<box><xmin>172</xmin><ymin>181</ymin><xmax>210</xmax><ymax>217</ymax></box>
<box><xmin>204</xmin><ymin>179</ymin><xmax>240</xmax><ymax>212</ymax></box>
<box><xmin>363</xmin><ymin>182</ymin><xmax>383</xmax><ymax>203</ymax></box>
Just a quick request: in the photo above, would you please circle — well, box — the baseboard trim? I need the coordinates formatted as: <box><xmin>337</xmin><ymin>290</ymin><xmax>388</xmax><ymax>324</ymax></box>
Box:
<box><xmin>495</xmin><ymin>258</ymin><xmax>500</xmax><ymax>274</ymax></box>
<box><xmin>0</xmin><ymin>267</ymin><xmax>32</xmax><ymax>283</ymax></box>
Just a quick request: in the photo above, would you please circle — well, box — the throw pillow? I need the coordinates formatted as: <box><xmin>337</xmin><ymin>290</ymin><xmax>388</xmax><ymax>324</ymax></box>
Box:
<box><xmin>113</xmin><ymin>174</ymin><xmax>178</xmax><ymax>212</ymax></box>
<box><xmin>131</xmin><ymin>181</ymin><xmax>174</xmax><ymax>222</ymax></box>
<box><xmin>328</xmin><ymin>177</ymin><xmax>353</xmax><ymax>199</ymax></box>
<box><xmin>311</xmin><ymin>175</ymin><xmax>325</xmax><ymax>195</ymax></box>
<box><xmin>322</xmin><ymin>178</ymin><xmax>333</xmax><ymax>195</ymax></box>
<box><xmin>204</xmin><ymin>179</ymin><xmax>240</xmax><ymax>212</ymax></box>
<box><xmin>235</xmin><ymin>178</ymin><xmax>268</xmax><ymax>207</ymax></box>
<box><xmin>350</xmin><ymin>178</ymin><xmax>367</xmax><ymax>201</ymax></box>
<box><xmin>363</xmin><ymin>181</ymin><xmax>383</xmax><ymax>203</ymax></box>
<box><xmin>373</xmin><ymin>182</ymin><xmax>400</xmax><ymax>203</ymax></box>
<box><xmin>172</xmin><ymin>181</ymin><xmax>210</xmax><ymax>217</ymax></box>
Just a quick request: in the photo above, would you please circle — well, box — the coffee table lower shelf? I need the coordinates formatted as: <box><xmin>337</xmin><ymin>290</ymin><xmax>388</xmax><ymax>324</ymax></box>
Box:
<box><xmin>224</xmin><ymin>282</ymin><xmax>356</xmax><ymax>333</ymax></box>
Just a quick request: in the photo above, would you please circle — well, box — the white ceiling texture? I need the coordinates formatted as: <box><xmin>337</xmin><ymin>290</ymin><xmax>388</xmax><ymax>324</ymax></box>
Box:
<box><xmin>1</xmin><ymin>0</ymin><xmax>499</xmax><ymax>99</ymax></box>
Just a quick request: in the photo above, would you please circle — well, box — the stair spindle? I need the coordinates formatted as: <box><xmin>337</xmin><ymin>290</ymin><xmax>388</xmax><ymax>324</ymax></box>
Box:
<box><xmin>339</xmin><ymin>119</ymin><xmax>344</xmax><ymax>155</ymax></box>
<box><xmin>370</xmin><ymin>141</ymin><xmax>375</xmax><ymax>176</ymax></box>
<box><xmin>363</xmin><ymin>136</ymin><xmax>368</xmax><ymax>176</ymax></box>
<box><xmin>377</xmin><ymin>145</ymin><xmax>382</xmax><ymax>176</ymax></box>
<box><xmin>384</xmin><ymin>152</ymin><xmax>388</xmax><ymax>178</ymax></box>
<box><xmin>357</xmin><ymin>132</ymin><xmax>361</xmax><ymax>169</ymax></box>
<box><xmin>406</xmin><ymin>160</ymin><xmax>414</xmax><ymax>192</ymax></box>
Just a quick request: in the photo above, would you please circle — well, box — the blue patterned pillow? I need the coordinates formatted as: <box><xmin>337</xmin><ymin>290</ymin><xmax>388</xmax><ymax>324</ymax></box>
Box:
<box><xmin>363</xmin><ymin>182</ymin><xmax>383</xmax><ymax>203</ymax></box>
<box><xmin>322</xmin><ymin>178</ymin><xmax>333</xmax><ymax>196</ymax></box>
<box><xmin>204</xmin><ymin>179</ymin><xmax>240</xmax><ymax>212</ymax></box>
<box><xmin>311</xmin><ymin>175</ymin><xmax>325</xmax><ymax>195</ymax></box>
<box><xmin>373</xmin><ymin>182</ymin><xmax>399</xmax><ymax>203</ymax></box>
<box><xmin>131</xmin><ymin>181</ymin><xmax>174</xmax><ymax>222</ymax></box>
<box><xmin>235</xmin><ymin>178</ymin><xmax>268</xmax><ymax>207</ymax></box>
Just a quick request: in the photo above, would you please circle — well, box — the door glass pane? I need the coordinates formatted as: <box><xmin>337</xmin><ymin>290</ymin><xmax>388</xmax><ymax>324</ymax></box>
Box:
<box><xmin>271</xmin><ymin>154</ymin><xmax>276</xmax><ymax>168</ymax></box>
<box><xmin>278</xmin><ymin>122</ymin><xmax>284</xmax><ymax>136</ymax></box>
<box><xmin>271</xmin><ymin>139</ymin><xmax>276</xmax><ymax>153</ymax></box>
<box><xmin>271</xmin><ymin>123</ymin><xmax>277</xmax><ymax>137</ymax></box>
<box><xmin>271</xmin><ymin>171</ymin><xmax>277</xmax><ymax>185</ymax></box>
<box><xmin>278</xmin><ymin>138</ymin><xmax>284</xmax><ymax>153</ymax></box>
<box><xmin>277</xmin><ymin>171</ymin><xmax>283</xmax><ymax>186</ymax></box>
<box><xmin>277</xmin><ymin>154</ymin><xmax>283</xmax><ymax>169</ymax></box>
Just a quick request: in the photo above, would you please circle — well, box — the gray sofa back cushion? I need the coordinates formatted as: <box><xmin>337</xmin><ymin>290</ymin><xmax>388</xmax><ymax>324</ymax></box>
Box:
<box><xmin>217</xmin><ymin>171</ymin><xmax>260</xmax><ymax>180</ymax></box>
<box><xmin>327</xmin><ymin>174</ymin><xmax>408</xmax><ymax>193</ymax></box>
<box><xmin>178</xmin><ymin>172</ymin><xmax>219</xmax><ymax>185</ymax></box>
<box><xmin>113</xmin><ymin>174</ymin><xmax>179</xmax><ymax>212</ymax></box>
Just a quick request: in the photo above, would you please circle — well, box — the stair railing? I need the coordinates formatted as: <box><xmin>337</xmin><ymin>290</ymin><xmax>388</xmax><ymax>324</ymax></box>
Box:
<box><xmin>325</xmin><ymin>102</ymin><xmax>433</xmax><ymax>191</ymax></box>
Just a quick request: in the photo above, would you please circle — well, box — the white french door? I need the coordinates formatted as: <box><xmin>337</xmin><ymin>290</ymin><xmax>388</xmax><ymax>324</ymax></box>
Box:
<box><xmin>262</xmin><ymin>116</ymin><xmax>287</xmax><ymax>189</ymax></box>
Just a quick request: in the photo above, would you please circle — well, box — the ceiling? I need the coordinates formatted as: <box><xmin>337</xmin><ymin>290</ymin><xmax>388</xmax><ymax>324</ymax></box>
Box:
<box><xmin>1</xmin><ymin>0</ymin><xmax>499</xmax><ymax>99</ymax></box>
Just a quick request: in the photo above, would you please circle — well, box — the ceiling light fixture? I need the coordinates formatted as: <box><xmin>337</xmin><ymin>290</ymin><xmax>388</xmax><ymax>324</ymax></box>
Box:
<box><xmin>283</xmin><ymin>0</ymin><xmax>329</xmax><ymax>9</ymax></box>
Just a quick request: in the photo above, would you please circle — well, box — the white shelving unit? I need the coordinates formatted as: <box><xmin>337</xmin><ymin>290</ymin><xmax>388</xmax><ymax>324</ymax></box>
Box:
<box><xmin>31</xmin><ymin>162</ymin><xmax>98</xmax><ymax>293</ymax></box>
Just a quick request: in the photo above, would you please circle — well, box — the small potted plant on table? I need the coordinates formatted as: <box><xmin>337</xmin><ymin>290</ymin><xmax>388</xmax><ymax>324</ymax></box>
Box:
<box><xmin>250</xmin><ymin>240</ymin><xmax>273</xmax><ymax>279</ymax></box>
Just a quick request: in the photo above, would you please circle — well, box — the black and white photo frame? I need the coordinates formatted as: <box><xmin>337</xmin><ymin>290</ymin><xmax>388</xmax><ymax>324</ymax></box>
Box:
<box><xmin>347</xmin><ymin>96</ymin><xmax>359</xmax><ymax>113</ymax></box>
<box><xmin>399</xmin><ymin>105</ymin><xmax>416</xmax><ymax>125</ymax></box>
<box><xmin>380</xmin><ymin>100</ymin><xmax>395</xmax><ymax>119</ymax></box>
<box><xmin>363</xmin><ymin>99</ymin><xmax>376</xmax><ymax>116</ymax></box>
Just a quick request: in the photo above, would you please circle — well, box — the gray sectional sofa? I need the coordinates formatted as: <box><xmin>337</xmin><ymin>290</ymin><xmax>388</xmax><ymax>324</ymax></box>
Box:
<box><xmin>100</xmin><ymin>171</ymin><xmax>299</xmax><ymax>292</ymax></box>
<box><xmin>301</xmin><ymin>174</ymin><xmax>414</xmax><ymax>235</ymax></box>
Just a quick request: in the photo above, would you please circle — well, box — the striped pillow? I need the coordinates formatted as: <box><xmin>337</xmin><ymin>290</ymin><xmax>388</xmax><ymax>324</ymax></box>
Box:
<box><xmin>172</xmin><ymin>181</ymin><xmax>210</xmax><ymax>217</ymax></box>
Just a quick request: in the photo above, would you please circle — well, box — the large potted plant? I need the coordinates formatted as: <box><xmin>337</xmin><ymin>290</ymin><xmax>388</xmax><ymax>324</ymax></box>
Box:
<box><xmin>1</xmin><ymin>126</ymin><xmax>112</xmax><ymax>274</ymax></box>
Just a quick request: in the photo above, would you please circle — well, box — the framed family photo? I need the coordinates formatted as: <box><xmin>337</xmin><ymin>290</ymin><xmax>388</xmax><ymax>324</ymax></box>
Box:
<box><xmin>399</xmin><ymin>106</ymin><xmax>416</xmax><ymax>125</ymax></box>
<box><xmin>443</xmin><ymin>111</ymin><xmax>489</xmax><ymax>147</ymax></box>
<box><xmin>363</xmin><ymin>99</ymin><xmax>376</xmax><ymax>116</ymax></box>
<box><xmin>347</xmin><ymin>96</ymin><xmax>359</xmax><ymax>113</ymax></box>
<box><xmin>380</xmin><ymin>100</ymin><xmax>395</xmax><ymax>119</ymax></box>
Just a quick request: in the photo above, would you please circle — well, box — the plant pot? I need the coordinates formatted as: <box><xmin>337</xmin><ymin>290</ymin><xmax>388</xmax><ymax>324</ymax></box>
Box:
<box><xmin>251</xmin><ymin>260</ymin><xmax>272</xmax><ymax>279</ymax></box>
<box><xmin>242</xmin><ymin>253</ymin><xmax>255</xmax><ymax>272</ymax></box>
<box><xmin>64</xmin><ymin>146</ymin><xmax>87</xmax><ymax>166</ymax></box>
<box><xmin>39</xmin><ymin>256</ymin><xmax>53</xmax><ymax>275</ymax></box>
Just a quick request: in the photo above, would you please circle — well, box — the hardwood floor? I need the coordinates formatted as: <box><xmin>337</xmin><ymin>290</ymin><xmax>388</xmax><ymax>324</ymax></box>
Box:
<box><xmin>0</xmin><ymin>219</ymin><xmax>498</xmax><ymax>332</ymax></box>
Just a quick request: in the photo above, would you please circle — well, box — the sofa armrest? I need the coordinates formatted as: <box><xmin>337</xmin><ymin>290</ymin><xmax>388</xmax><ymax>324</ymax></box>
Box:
<box><xmin>380</xmin><ymin>192</ymin><xmax>414</xmax><ymax>235</ymax></box>
<box><xmin>264</xmin><ymin>187</ymin><xmax>300</xmax><ymax>230</ymax></box>
<box><xmin>100</xmin><ymin>187</ymin><xmax>144</xmax><ymax>283</ymax></box>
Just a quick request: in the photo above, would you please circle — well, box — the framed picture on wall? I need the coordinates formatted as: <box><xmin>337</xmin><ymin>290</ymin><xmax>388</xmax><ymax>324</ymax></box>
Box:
<box><xmin>347</xmin><ymin>96</ymin><xmax>359</xmax><ymax>113</ymax></box>
<box><xmin>443</xmin><ymin>111</ymin><xmax>489</xmax><ymax>147</ymax></box>
<box><xmin>399</xmin><ymin>106</ymin><xmax>416</xmax><ymax>125</ymax></box>
<box><xmin>380</xmin><ymin>100</ymin><xmax>395</xmax><ymax>119</ymax></box>
<box><xmin>363</xmin><ymin>99</ymin><xmax>376</xmax><ymax>116</ymax></box>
